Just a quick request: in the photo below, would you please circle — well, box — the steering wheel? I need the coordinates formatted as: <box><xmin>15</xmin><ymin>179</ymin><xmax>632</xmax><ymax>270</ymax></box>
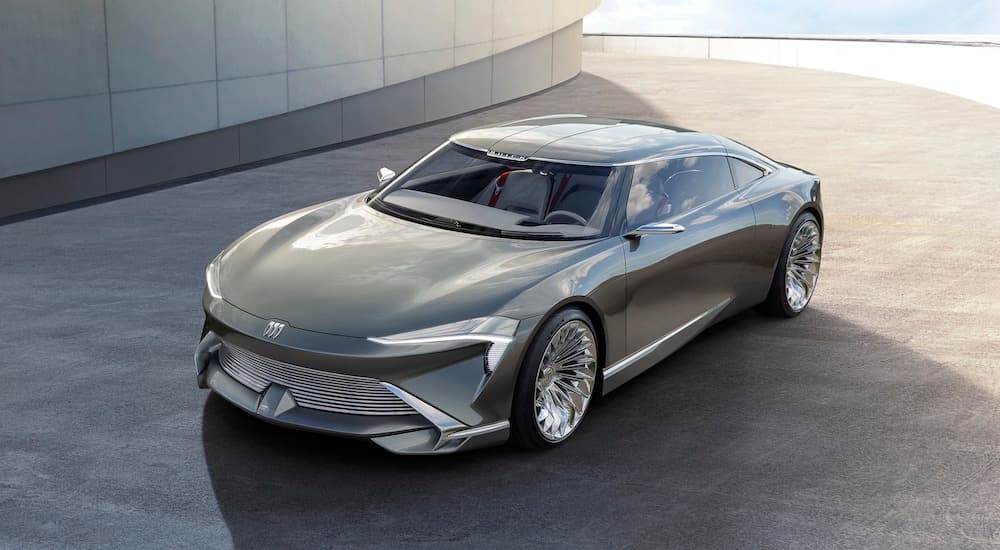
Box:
<box><xmin>543</xmin><ymin>210</ymin><xmax>588</xmax><ymax>226</ymax></box>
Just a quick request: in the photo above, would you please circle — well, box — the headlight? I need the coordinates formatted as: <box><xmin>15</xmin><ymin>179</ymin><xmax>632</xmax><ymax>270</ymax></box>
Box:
<box><xmin>369</xmin><ymin>317</ymin><xmax>519</xmax><ymax>374</ymax></box>
<box><xmin>205</xmin><ymin>253</ymin><xmax>223</xmax><ymax>299</ymax></box>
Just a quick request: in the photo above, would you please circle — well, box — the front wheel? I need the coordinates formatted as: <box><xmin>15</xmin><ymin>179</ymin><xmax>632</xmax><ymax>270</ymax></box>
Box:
<box><xmin>760</xmin><ymin>212</ymin><xmax>822</xmax><ymax>317</ymax></box>
<box><xmin>510</xmin><ymin>308</ymin><xmax>599</xmax><ymax>449</ymax></box>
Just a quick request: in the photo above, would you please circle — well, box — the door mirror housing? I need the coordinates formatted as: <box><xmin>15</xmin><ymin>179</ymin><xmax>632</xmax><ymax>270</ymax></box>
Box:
<box><xmin>624</xmin><ymin>221</ymin><xmax>685</xmax><ymax>239</ymax></box>
<box><xmin>376</xmin><ymin>167</ymin><xmax>396</xmax><ymax>188</ymax></box>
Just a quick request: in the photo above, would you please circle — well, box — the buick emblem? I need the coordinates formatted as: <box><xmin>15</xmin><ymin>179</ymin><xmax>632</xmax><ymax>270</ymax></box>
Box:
<box><xmin>262</xmin><ymin>320</ymin><xmax>286</xmax><ymax>339</ymax></box>
<box><xmin>486</xmin><ymin>149</ymin><xmax>528</xmax><ymax>162</ymax></box>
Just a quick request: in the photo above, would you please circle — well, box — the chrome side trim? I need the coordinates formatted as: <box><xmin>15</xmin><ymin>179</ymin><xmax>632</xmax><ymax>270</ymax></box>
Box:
<box><xmin>444</xmin><ymin>420</ymin><xmax>511</xmax><ymax>441</ymax></box>
<box><xmin>381</xmin><ymin>382</ymin><xmax>508</xmax><ymax>451</ymax></box>
<box><xmin>604</xmin><ymin>298</ymin><xmax>732</xmax><ymax>379</ymax></box>
<box><xmin>381</xmin><ymin>383</ymin><xmax>464</xmax><ymax>437</ymax></box>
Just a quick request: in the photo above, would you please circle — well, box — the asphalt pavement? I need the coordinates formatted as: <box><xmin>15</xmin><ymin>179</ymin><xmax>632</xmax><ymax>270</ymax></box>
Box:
<box><xmin>1</xmin><ymin>53</ymin><xmax>998</xmax><ymax>549</ymax></box>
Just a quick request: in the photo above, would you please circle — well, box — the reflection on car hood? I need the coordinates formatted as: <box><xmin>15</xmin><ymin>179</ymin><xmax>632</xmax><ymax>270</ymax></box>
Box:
<box><xmin>219</xmin><ymin>193</ymin><xmax>601</xmax><ymax>337</ymax></box>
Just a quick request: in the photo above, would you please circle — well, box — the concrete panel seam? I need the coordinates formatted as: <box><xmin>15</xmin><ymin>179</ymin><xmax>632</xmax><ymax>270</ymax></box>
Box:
<box><xmin>103</xmin><ymin>0</ymin><xmax>115</xmax><ymax>156</ymax></box>
<box><xmin>219</xmin><ymin>70</ymin><xmax>291</xmax><ymax>83</ymax></box>
<box><xmin>550</xmin><ymin>33</ymin><xmax>555</xmax><ymax>85</ymax></box>
<box><xmin>236</xmin><ymin>116</ymin><xmax>242</xmax><ymax>163</ymax></box>
<box><xmin>283</xmin><ymin>0</ymin><xmax>290</xmax><ymax>113</ymax></box>
<box><xmin>213</xmin><ymin>0</ymin><xmax>220</xmax><ymax>129</ymax></box>
<box><xmin>381</xmin><ymin>0</ymin><xmax>387</xmax><ymax>87</ymax></box>
<box><xmin>383</xmin><ymin>45</ymin><xmax>459</xmax><ymax>59</ymax></box>
<box><xmin>107</xmin><ymin>78</ymin><xmax>220</xmax><ymax>96</ymax></box>
<box><xmin>0</xmin><ymin>91</ymin><xmax>113</xmax><ymax>110</ymax></box>
<box><xmin>285</xmin><ymin>57</ymin><xmax>386</xmax><ymax>75</ymax></box>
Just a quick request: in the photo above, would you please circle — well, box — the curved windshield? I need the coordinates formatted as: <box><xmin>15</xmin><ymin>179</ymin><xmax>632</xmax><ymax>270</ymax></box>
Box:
<box><xmin>371</xmin><ymin>144</ymin><xmax>622</xmax><ymax>240</ymax></box>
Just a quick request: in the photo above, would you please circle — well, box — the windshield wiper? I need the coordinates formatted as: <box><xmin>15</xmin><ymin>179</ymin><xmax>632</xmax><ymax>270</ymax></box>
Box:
<box><xmin>378</xmin><ymin>201</ymin><xmax>503</xmax><ymax>236</ymax></box>
<box><xmin>499</xmin><ymin>229</ymin><xmax>566</xmax><ymax>238</ymax></box>
<box><xmin>429</xmin><ymin>216</ymin><xmax>497</xmax><ymax>234</ymax></box>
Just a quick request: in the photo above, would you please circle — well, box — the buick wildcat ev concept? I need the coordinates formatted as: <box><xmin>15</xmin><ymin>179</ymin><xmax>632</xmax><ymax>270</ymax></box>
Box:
<box><xmin>195</xmin><ymin>115</ymin><xmax>823</xmax><ymax>454</ymax></box>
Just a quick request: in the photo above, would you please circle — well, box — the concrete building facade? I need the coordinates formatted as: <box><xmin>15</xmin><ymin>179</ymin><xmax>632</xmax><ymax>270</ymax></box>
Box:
<box><xmin>0</xmin><ymin>0</ymin><xmax>600</xmax><ymax>218</ymax></box>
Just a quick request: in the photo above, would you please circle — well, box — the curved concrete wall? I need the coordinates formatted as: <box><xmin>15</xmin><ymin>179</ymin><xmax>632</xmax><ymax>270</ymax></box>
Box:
<box><xmin>583</xmin><ymin>34</ymin><xmax>1000</xmax><ymax>110</ymax></box>
<box><xmin>0</xmin><ymin>0</ymin><xmax>600</xmax><ymax>219</ymax></box>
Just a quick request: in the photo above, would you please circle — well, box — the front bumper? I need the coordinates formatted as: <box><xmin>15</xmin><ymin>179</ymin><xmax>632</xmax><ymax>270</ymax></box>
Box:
<box><xmin>195</xmin><ymin>298</ymin><xmax>535</xmax><ymax>454</ymax></box>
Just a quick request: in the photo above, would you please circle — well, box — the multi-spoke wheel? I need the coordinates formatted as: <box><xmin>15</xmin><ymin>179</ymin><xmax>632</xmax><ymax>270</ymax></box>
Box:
<box><xmin>511</xmin><ymin>308</ymin><xmax>599</xmax><ymax>449</ymax></box>
<box><xmin>761</xmin><ymin>212</ymin><xmax>823</xmax><ymax>317</ymax></box>
<box><xmin>785</xmin><ymin>220</ymin><xmax>821</xmax><ymax>312</ymax></box>
<box><xmin>533</xmin><ymin>320</ymin><xmax>598</xmax><ymax>441</ymax></box>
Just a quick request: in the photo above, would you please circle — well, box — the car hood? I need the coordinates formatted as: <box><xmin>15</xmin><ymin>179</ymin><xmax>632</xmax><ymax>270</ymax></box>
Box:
<box><xmin>219</xmin><ymin>193</ymin><xmax>602</xmax><ymax>337</ymax></box>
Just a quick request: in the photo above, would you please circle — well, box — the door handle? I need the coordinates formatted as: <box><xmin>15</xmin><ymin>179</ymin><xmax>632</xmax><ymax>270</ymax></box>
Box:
<box><xmin>625</xmin><ymin>222</ymin><xmax>686</xmax><ymax>238</ymax></box>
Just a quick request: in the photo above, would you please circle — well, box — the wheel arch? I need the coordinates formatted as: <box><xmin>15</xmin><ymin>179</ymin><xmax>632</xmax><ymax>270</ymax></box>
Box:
<box><xmin>514</xmin><ymin>297</ymin><xmax>609</xmax><ymax>406</ymax></box>
<box><xmin>797</xmin><ymin>203</ymin><xmax>823</xmax><ymax>231</ymax></box>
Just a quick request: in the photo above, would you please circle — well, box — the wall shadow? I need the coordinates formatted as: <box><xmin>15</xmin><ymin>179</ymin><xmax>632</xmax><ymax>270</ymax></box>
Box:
<box><xmin>201</xmin><ymin>307</ymin><xmax>1000</xmax><ymax>548</ymax></box>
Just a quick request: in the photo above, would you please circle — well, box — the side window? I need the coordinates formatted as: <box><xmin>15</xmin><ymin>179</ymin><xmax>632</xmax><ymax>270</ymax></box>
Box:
<box><xmin>728</xmin><ymin>157</ymin><xmax>765</xmax><ymax>187</ymax></box>
<box><xmin>625</xmin><ymin>156</ymin><xmax>735</xmax><ymax>230</ymax></box>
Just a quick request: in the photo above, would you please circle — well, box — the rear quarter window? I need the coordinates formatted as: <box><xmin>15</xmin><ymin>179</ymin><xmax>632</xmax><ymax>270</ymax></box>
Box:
<box><xmin>728</xmin><ymin>157</ymin><xmax>765</xmax><ymax>186</ymax></box>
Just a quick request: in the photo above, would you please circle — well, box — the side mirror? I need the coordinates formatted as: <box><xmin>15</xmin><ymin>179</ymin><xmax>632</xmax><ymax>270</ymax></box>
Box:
<box><xmin>377</xmin><ymin>167</ymin><xmax>396</xmax><ymax>187</ymax></box>
<box><xmin>624</xmin><ymin>221</ymin><xmax>685</xmax><ymax>239</ymax></box>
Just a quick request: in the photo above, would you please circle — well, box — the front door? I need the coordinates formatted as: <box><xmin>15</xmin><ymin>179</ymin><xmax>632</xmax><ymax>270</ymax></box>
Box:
<box><xmin>608</xmin><ymin>155</ymin><xmax>757</xmax><ymax>388</ymax></box>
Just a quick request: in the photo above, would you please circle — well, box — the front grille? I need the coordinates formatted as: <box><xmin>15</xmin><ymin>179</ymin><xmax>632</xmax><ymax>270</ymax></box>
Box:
<box><xmin>218</xmin><ymin>342</ymin><xmax>417</xmax><ymax>416</ymax></box>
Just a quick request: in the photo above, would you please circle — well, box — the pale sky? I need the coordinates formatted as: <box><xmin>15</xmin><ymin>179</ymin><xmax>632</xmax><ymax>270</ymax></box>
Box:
<box><xmin>583</xmin><ymin>0</ymin><xmax>1000</xmax><ymax>35</ymax></box>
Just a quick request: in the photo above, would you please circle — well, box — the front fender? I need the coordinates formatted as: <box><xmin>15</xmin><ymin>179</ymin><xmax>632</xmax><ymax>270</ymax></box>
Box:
<box><xmin>496</xmin><ymin>238</ymin><xmax>628</xmax><ymax>367</ymax></box>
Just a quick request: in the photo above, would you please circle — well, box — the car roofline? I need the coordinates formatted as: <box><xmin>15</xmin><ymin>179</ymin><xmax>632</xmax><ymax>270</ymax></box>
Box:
<box><xmin>449</xmin><ymin>138</ymin><xmax>776</xmax><ymax>171</ymax></box>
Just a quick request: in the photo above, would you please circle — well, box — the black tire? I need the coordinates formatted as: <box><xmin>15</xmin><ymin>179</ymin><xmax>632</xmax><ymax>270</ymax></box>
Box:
<box><xmin>759</xmin><ymin>211</ymin><xmax>822</xmax><ymax>318</ymax></box>
<box><xmin>510</xmin><ymin>307</ymin><xmax>599</xmax><ymax>450</ymax></box>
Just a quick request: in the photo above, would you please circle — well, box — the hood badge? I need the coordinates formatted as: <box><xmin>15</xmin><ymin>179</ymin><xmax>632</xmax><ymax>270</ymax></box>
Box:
<box><xmin>263</xmin><ymin>320</ymin><xmax>287</xmax><ymax>339</ymax></box>
<box><xmin>486</xmin><ymin>150</ymin><xmax>527</xmax><ymax>162</ymax></box>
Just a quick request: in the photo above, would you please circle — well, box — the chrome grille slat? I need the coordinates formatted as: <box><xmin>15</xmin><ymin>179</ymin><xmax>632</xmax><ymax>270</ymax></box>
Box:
<box><xmin>227</xmin><ymin>359</ymin><xmax>388</xmax><ymax>395</ymax></box>
<box><xmin>219</xmin><ymin>341</ymin><xmax>417</xmax><ymax>416</ymax></box>
<box><xmin>225</xmin><ymin>347</ymin><xmax>390</xmax><ymax>392</ymax></box>
<box><xmin>221</xmin><ymin>345</ymin><xmax>405</xmax><ymax>393</ymax></box>
<box><xmin>231</xmin><ymin>363</ymin><xmax>393</xmax><ymax>394</ymax></box>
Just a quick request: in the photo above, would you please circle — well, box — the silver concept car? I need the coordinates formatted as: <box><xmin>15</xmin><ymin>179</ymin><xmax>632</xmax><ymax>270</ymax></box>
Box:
<box><xmin>195</xmin><ymin>115</ymin><xmax>823</xmax><ymax>454</ymax></box>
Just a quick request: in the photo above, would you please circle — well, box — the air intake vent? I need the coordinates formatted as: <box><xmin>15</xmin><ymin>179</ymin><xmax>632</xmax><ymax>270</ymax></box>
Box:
<box><xmin>219</xmin><ymin>342</ymin><xmax>417</xmax><ymax>416</ymax></box>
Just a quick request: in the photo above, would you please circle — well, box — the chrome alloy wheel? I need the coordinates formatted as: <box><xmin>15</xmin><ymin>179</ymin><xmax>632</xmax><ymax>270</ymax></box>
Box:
<box><xmin>785</xmin><ymin>220</ymin><xmax>822</xmax><ymax>312</ymax></box>
<box><xmin>533</xmin><ymin>320</ymin><xmax>598</xmax><ymax>442</ymax></box>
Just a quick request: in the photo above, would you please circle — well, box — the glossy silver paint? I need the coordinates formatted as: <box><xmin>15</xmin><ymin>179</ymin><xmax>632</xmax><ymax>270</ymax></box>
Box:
<box><xmin>195</xmin><ymin>115</ymin><xmax>823</xmax><ymax>454</ymax></box>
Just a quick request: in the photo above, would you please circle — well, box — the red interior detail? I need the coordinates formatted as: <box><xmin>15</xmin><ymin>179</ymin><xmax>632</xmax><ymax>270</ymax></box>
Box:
<box><xmin>549</xmin><ymin>174</ymin><xmax>572</xmax><ymax>211</ymax></box>
<box><xmin>487</xmin><ymin>171</ymin><xmax>511</xmax><ymax>207</ymax></box>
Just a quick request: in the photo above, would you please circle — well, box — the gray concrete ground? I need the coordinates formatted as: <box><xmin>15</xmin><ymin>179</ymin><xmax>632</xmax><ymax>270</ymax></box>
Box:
<box><xmin>1</xmin><ymin>53</ymin><xmax>999</xmax><ymax>549</ymax></box>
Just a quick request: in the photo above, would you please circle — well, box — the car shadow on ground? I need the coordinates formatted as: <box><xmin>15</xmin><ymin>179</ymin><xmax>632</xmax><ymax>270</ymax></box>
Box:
<box><xmin>200</xmin><ymin>307</ymin><xmax>1000</xmax><ymax>549</ymax></box>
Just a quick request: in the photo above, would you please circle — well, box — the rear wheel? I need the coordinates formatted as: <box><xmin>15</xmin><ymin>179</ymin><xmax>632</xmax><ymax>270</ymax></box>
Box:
<box><xmin>510</xmin><ymin>308</ymin><xmax>599</xmax><ymax>449</ymax></box>
<box><xmin>760</xmin><ymin>212</ymin><xmax>822</xmax><ymax>317</ymax></box>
